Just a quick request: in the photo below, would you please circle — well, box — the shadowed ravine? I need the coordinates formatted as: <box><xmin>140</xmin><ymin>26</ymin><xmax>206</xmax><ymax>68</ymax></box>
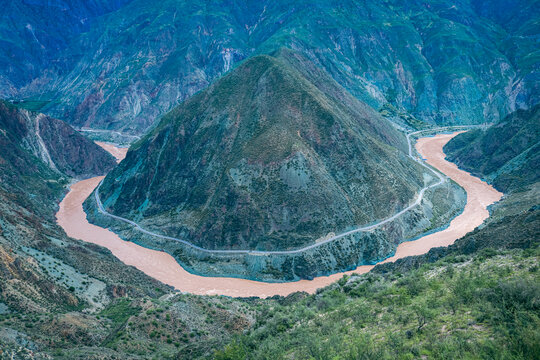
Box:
<box><xmin>56</xmin><ymin>133</ymin><xmax>502</xmax><ymax>297</ymax></box>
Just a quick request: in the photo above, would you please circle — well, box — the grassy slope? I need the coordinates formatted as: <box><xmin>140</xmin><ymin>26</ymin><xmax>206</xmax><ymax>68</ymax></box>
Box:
<box><xmin>213</xmin><ymin>185</ymin><xmax>539</xmax><ymax>359</ymax></box>
<box><xmin>216</xmin><ymin>248</ymin><xmax>539</xmax><ymax>360</ymax></box>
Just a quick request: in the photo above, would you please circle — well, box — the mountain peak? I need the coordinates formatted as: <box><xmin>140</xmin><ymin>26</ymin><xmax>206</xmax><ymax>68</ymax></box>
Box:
<box><xmin>98</xmin><ymin>53</ymin><xmax>427</xmax><ymax>251</ymax></box>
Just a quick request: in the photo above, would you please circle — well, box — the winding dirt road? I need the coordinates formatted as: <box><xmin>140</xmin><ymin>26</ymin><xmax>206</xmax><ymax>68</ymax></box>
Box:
<box><xmin>92</xmin><ymin>128</ymin><xmax>447</xmax><ymax>255</ymax></box>
<box><xmin>56</xmin><ymin>133</ymin><xmax>502</xmax><ymax>297</ymax></box>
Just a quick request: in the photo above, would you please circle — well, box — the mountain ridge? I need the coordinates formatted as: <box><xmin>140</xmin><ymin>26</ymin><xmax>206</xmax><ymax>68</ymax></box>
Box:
<box><xmin>2</xmin><ymin>0</ymin><xmax>538</xmax><ymax>133</ymax></box>
<box><xmin>444</xmin><ymin>104</ymin><xmax>540</xmax><ymax>193</ymax></box>
<box><xmin>0</xmin><ymin>100</ymin><xmax>117</xmax><ymax>179</ymax></box>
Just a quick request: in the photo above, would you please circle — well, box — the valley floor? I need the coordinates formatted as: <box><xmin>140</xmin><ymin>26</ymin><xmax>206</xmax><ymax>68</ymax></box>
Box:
<box><xmin>56</xmin><ymin>132</ymin><xmax>501</xmax><ymax>297</ymax></box>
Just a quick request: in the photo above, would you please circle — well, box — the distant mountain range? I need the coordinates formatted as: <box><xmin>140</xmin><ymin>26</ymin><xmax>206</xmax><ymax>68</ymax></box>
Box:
<box><xmin>1</xmin><ymin>0</ymin><xmax>538</xmax><ymax>133</ymax></box>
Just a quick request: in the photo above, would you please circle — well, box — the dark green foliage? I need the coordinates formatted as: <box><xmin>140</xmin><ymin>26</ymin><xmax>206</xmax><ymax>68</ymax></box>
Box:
<box><xmin>100</xmin><ymin>299</ymin><xmax>141</xmax><ymax>327</ymax></box>
<box><xmin>214</xmin><ymin>341</ymin><xmax>248</xmax><ymax>360</ymax></box>
<box><xmin>215</xmin><ymin>247</ymin><xmax>540</xmax><ymax>359</ymax></box>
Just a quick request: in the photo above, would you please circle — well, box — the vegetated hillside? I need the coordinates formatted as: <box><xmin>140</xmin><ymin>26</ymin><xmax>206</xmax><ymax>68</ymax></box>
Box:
<box><xmin>2</xmin><ymin>0</ymin><xmax>538</xmax><ymax>132</ymax></box>
<box><xmin>0</xmin><ymin>101</ymin><xmax>251</xmax><ymax>356</ymax></box>
<box><xmin>97</xmin><ymin>52</ymin><xmax>429</xmax><ymax>251</ymax></box>
<box><xmin>210</xmin><ymin>108</ymin><xmax>539</xmax><ymax>358</ymax></box>
<box><xmin>0</xmin><ymin>102</ymin><xmax>536</xmax><ymax>360</ymax></box>
<box><xmin>2</xmin><ymin>186</ymin><xmax>538</xmax><ymax>358</ymax></box>
<box><xmin>444</xmin><ymin>105</ymin><xmax>540</xmax><ymax>193</ymax></box>
<box><xmin>232</xmin><ymin>190</ymin><xmax>540</xmax><ymax>360</ymax></box>
<box><xmin>214</xmin><ymin>250</ymin><xmax>539</xmax><ymax>359</ymax></box>
<box><xmin>212</xmin><ymin>176</ymin><xmax>540</xmax><ymax>359</ymax></box>
<box><xmin>0</xmin><ymin>100</ymin><xmax>116</xmax><ymax>178</ymax></box>
<box><xmin>0</xmin><ymin>101</ymin><xmax>179</xmax><ymax>356</ymax></box>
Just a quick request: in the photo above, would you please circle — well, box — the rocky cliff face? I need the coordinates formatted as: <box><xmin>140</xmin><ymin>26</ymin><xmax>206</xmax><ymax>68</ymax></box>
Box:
<box><xmin>1</xmin><ymin>0</ymin><xmax>538</xmax><ymax>133</ymax></box>
<box><xmin>97</xmin><ymin>52</ymin><xmax>433</xmax><ymax>251</ymax></box>
<box><xmin>0</xmin><ymin>100</ymin><xmax>116</xmax><ymax>178</ymax></box>
<box><xmin>444</xmin><ymin>104</ymin><xmax>540</xmax><ymax>193</ymax></box>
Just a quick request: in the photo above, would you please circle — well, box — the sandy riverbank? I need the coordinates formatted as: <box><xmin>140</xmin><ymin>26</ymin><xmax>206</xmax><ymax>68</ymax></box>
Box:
<box><xmin>95</xmin><ymin>141</ymin><xmax>128</xmax><ymax>163</ymax></box>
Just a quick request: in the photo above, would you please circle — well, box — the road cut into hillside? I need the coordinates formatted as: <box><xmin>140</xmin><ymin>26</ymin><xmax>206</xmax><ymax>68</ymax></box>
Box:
<box><xmin>56</xmin><ymin>132</ymin><xmax>502</xmax><ymax>297</ymax></box>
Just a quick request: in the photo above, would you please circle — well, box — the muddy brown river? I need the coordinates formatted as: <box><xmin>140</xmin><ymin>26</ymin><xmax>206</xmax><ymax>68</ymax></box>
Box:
<box><xmin>56</xmin><ymin>133</ymin><xmax>502</xmax><ymax>297</ymax></box>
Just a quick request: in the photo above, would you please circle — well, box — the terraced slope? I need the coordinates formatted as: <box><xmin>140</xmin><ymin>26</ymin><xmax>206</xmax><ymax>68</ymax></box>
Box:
<box><xmin>96</xmin><ymin>53</ymin><xmax>431</xmax><ymax>252</ymax></box>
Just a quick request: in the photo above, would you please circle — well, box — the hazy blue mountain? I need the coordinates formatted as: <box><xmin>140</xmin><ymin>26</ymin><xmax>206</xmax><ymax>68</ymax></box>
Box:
<box><xmin>0</xmin><ymin>0</ymin><xmax>132</xmax><ymax>99</ymax></box>
<box><xmin>1</xmin><ymin>0</ymin><xmax>538</xmax><ymax>132</ymax></box>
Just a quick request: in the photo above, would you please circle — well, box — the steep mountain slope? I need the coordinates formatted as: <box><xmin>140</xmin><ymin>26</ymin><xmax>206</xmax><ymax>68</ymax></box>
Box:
<box><xmin>42</xmin><ymin>0</ymin><xmax>259</xmax><ymax>132</ymax></box>
<box><xmin>0</xmin><ymin>101</ymin><xmax>116</xmax><ymax>243</ymax></box>
<box><xmin>3</xmin><ymin>0</ymin><xmax>538</xmax><ymax>132</ymax></box>
<box><xmin>0</xmin><ymin>0</ymin><xmax>133</xmax><ymax>99</ymax></box>
<box><xmin>0</xmin><ymin>101</ymin><xmax>183</xmax><ymax>355</ymax></box>
<box><xmin>471</xmin><ymin>0</ymin><xmax>539</xmax><ymax>105</ymax></box>
<box><xmin>215</xmin><ymin>111</ymin><xmax>540</xmax><ymax>358</ymax></box>
<box><xmin>0</xmin><ymin>117</ymin><xmax>535</xmax><ymax>358</ymax></box>
<box><xmin>0</xmin><ymin>100</ymin><xmax>117</xmax><ymax>178</ymax></box>
<box><xmin>214</xmin><ymin>250</ymin><xmax>539</xmax><ymax>360</ymax></box>
<box><xmin>444</xmin><ymin>105</ymin><xmax>540</xmax><ymax>192</ymax></box>
<box><xmin>97</xmin><ymin>53</ymin><xmax>430</xmax><ymax>251</ymax></box>
<box><xmin>0</xmin><ymin>102</ymin><xmax>119</xmax><ymax>312</ymax></box>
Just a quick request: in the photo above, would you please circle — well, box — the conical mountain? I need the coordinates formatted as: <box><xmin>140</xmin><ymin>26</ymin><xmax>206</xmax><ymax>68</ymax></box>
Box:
<box><xmin>98</xmin><ymin>52</ymin><xmax>429</xmax><ymax>250</ymax></box>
